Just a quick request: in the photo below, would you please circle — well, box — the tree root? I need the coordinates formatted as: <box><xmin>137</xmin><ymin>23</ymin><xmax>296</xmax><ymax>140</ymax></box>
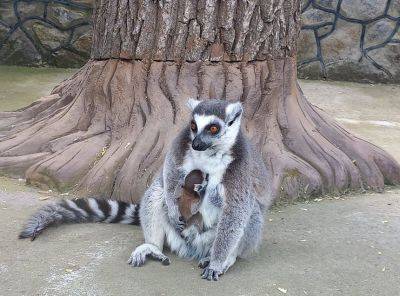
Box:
<box><xmin>0</xmin><ymin>58</ymin><xmax>398</xmax><ymax>203</ymax></box>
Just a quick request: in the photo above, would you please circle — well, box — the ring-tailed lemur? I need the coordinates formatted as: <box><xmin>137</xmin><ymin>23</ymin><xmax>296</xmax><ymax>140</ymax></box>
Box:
<box><xmin>19</xmin><ymin>99</ymin><xmax>272</xmax><ymax>281</ymax></box>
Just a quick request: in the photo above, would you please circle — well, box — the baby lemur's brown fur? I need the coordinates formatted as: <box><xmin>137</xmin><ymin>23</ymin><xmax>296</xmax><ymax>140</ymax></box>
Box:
<box><xmin>178</xmin><ymin>170</ymin><xmax>205</xmax><ymax>231</ymax></box>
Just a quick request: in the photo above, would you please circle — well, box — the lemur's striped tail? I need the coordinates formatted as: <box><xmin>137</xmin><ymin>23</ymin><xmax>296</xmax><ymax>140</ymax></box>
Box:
<box><xmin>19</xmin><ymin>198</ymin><xmax>140</xmax><ymax>240</ymax></box>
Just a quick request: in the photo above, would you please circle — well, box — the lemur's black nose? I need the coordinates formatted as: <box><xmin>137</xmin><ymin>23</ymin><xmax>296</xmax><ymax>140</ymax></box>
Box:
<box><xmin>192</xmin><ymin>137</ymin><xmax>210</xmax><ymax>151</ymax></box>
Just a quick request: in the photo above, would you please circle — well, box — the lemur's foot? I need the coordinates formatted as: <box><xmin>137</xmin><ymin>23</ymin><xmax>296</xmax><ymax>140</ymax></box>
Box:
<box><xmin>201</xmin><ymin>266</ymin><xmax>222</xmax><ymax>281</ymax></box>
<box><xmin>198</xmin><ymin>257</ymin><xmax>210</xmax><ymax>268</ymax></box>
<box><xmin>181</xmin><ymin>224</ymin><xmax>199</xmax><ymax>245</ymax></box>
<box><xmin>127</xmin><ymin>243</ymin><xmax>170</xmax><ymax>267</ymax></box>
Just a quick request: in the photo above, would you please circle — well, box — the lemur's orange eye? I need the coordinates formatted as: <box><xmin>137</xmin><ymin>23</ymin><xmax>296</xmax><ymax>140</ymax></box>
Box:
<box><xmin>191</xmin><ymin>121</ymin><xmax>197</xmax><ymax>132</ymax></box>
<box><xmin>209</xmin><ymin>125</ymin><xmax>219</xmax><ymax>134</ymax></box>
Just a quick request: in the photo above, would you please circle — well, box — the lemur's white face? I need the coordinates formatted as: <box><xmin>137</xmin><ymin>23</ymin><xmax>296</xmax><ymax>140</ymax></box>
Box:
<box><xmin>187</xmin><ymin>99</ymin><xmax>243</xmax><ymax>152</ymax></box>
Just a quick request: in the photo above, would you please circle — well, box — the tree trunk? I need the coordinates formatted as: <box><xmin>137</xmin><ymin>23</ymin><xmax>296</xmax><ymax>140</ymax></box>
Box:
<box><xmin>0</xmin><ymin>0</ymin><xmax>399</xmax><ymax>203</ymax></box>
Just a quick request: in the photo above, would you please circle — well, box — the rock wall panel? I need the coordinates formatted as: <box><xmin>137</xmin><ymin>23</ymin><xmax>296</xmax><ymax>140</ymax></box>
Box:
<box><xmin>299</xmin><ymin>0</ymin><xmax>400</xmax><ymax>83</ymax></box>
<box><xmin>0</xmin><ymin>0</ymin><xmax>92</xmax><ymax>67</ymax></box>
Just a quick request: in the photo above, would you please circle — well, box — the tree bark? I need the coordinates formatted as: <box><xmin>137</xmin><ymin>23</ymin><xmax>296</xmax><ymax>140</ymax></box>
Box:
<box><xmin>0</xmin><ymin>0</ymin><xmax>399</xmax><ymax>203</ymax></box>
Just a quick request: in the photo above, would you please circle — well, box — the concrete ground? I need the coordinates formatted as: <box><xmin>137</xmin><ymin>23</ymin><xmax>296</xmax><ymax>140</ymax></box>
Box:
<box><xmin>0</xmin><ymin>67</ymin><xmax>400</xmax><ymax>296</ymax></box>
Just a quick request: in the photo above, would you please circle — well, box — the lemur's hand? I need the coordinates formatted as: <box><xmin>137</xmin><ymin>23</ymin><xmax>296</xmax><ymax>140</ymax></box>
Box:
<box><xmin>181</xmin><ymin>224</ymin><xmax>200</xmax><ymax>245</ymax></box>
<box><xmin>194</xmin><ymin>178</ymin><xmax>208</xmax><ymax>197</ymax></box>
<box><xmin>167</xmin><ymin>209</ymin><xmax>186</xmax><ymax>233</ymax></box>
<box><xmin>193</xmin><ymin>183</ymin><xmax>205</xmax><ymax>194</ymax></box>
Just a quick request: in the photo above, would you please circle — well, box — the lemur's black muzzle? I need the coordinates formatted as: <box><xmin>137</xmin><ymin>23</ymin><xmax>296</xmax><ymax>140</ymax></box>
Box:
<box><xmin>192</xmin><ymin>136</ymin><xmax>211</xmax><ymax>151</ymax></box>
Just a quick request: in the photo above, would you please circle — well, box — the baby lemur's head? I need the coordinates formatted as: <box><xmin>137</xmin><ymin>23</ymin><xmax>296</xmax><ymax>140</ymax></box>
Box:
<box><xmin>178</xmin><ymin>170</ymin><xmax>204</xmax><ymax>222</ymax></box>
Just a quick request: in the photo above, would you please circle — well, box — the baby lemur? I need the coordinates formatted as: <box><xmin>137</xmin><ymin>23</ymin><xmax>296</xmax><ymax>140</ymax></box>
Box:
<box><xmin>179</xmin><ymin>170</ymin><xmax>204</xmax><ymax>229</ymax></box>
<box><xmin>179</xmin><ymin>170</ymin><xmax>206</xmax><ymax>233</ymax></box>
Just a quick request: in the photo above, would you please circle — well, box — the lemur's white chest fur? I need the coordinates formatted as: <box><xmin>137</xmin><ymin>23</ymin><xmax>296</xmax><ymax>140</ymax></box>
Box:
<box><xmin>182</xmin><ymin>148</ymin><xmax>232</xmax><ymax>228</ymax></box>
<box><xmin>183</xmin><ymin>148</ymin><xmax>232</xmax><ymax>185</ymax></box>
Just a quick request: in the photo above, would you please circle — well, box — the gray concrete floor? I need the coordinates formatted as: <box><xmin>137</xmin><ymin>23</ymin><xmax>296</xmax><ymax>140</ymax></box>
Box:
<box><xmin>0</xmin><ymin>67</ymin><xmax>400</xmax><ymax>295</ymax></box>
<box><xmin>1</xmin><ymin>182</ymin><xmax>399</xmax><ymax>296</ymax></box>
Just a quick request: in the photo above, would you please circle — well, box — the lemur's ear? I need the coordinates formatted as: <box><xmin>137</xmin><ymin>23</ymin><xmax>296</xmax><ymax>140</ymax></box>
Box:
<box><xmin>225</xmin><ymin>102</ymin><xmax>243</xmax><ymax>126</ymax></box>
<box><xmin>187</xmin><ymin>98</ymin><xmax>201</xmax><ymax>111</ymax></box>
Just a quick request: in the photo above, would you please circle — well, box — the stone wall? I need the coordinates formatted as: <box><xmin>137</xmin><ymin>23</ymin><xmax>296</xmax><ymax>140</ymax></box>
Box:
<box><xmin>0</xmin><ymin>0</ymin><xmax>92</xmax><ymax>68</ymax></box>
<box><xmin>299</xmin><ymin>0</ymin><xmax>400</xmax><ymax>83</ymax></box>
<box><xmin>1</xmin><ymin>0</ymin><xmax>399</xmax><ymax>83</ymax></box>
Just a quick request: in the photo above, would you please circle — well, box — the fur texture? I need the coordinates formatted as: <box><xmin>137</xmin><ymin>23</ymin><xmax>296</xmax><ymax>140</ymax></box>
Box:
<box><xmin>19</xmin><ymin>198</ymin><xmax>139</xmax><ymax>240</ymax></box>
